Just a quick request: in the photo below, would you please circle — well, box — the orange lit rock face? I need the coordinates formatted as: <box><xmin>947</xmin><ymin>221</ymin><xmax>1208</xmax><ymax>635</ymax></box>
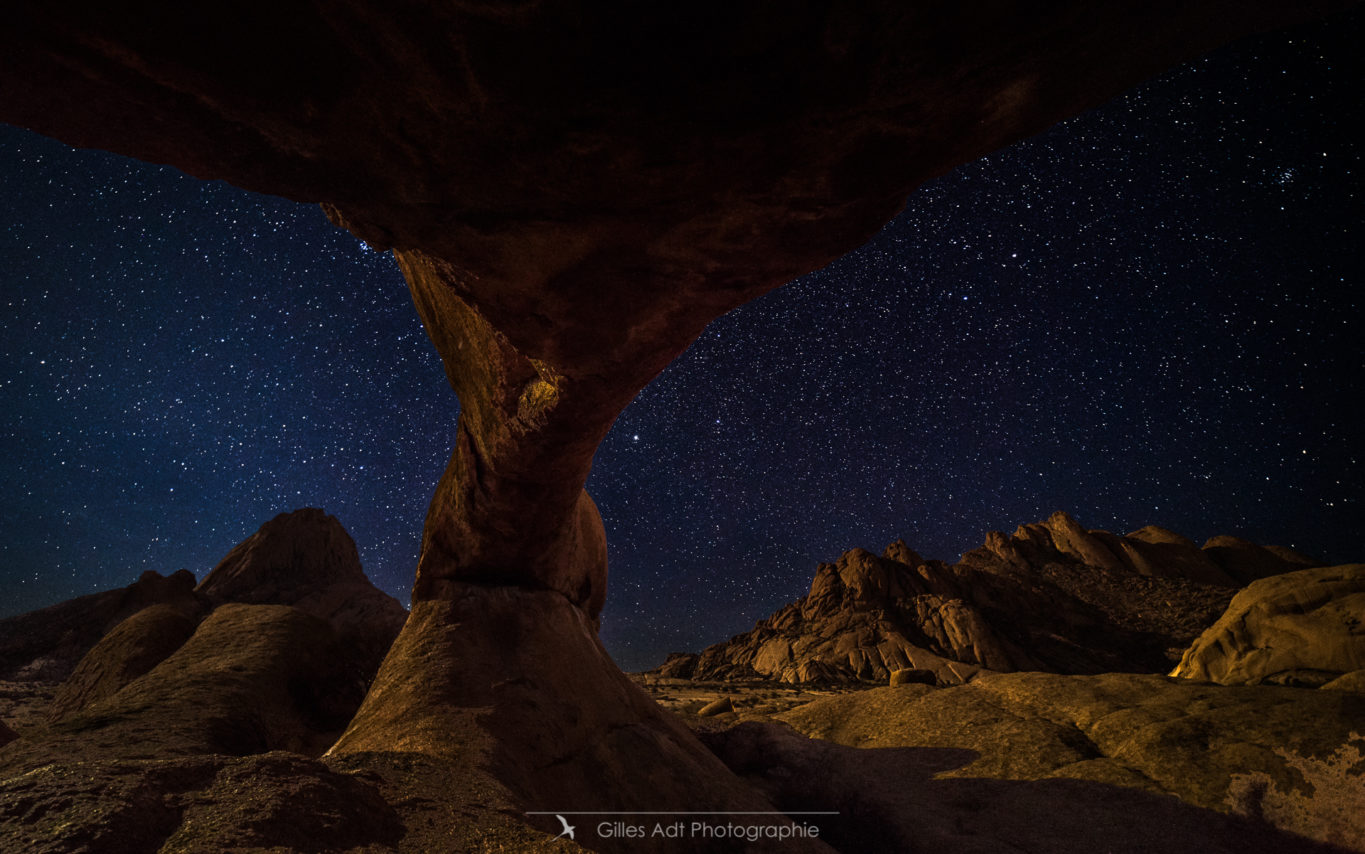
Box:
<box><xmin>397</xmin><ymin>251</ymin><xmax>615</xmax><ymax>613</ymax></box>
<box><xmin>1172</xmin><ymin>563</ymin><xmax>1365</xmax><ymax>687</ymax></box>
<box><xmin>679</xmin><ymin>513</ymin><xmax>1317</xmax><ymax>685</ymax></box>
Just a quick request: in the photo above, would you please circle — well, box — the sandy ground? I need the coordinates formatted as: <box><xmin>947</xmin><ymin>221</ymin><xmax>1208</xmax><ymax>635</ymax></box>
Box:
<box><xmin>629</xmin><ymin>674</ymin><xmax>859</xmax><ymax>720</ymax></box>
<box><xmin>0</xmin><ymin>681</ymin><xmax>56</xmax><ymax>736</ymax></box>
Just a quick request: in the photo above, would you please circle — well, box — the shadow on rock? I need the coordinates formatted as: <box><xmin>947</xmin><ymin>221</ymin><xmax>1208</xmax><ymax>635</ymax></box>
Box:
<box><xmin>328</xmin><ymin>584</ymin><xmax>833</xmax><ymax>853</ymax></box>
<box><xmin>0</xmin><ymin>752</ymin><xmax>402</xmax><ymax>854</ymax></box>
<box><xmin>702</xmin><ymin>721</ymin><xmax>1345</xmax><ymax>854</ymax></box>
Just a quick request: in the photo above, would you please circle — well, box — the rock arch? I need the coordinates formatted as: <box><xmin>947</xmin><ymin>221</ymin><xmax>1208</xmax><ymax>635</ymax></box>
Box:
<box><xmin>1</xmin><ymin>1</ymin><xmax>1351</xmax><ymax>844</ymax></box>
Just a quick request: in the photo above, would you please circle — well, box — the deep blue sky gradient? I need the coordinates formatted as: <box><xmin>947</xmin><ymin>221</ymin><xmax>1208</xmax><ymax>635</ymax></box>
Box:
<box><xmin>1</xmin><ymin>13</ymin><xmax>1360</xmax><ymax>671</ymax></box>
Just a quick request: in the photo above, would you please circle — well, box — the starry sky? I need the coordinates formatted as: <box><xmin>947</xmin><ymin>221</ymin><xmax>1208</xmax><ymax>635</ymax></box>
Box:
<box><xmin>1</xmin><ymin>14</ymin><xmax>1360</xmax><ymax>672</ymax></box>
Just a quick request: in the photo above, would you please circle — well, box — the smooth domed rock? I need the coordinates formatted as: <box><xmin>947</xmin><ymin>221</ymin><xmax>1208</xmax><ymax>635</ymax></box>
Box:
<box><xmin>1</xmin><ymin>510</ymin><xmax>403</xmax><ymax>737</ymax></box>
<box><xmin>1171</xmin><ymin>564</ymin><xmax>1365</xmax><ymax>686</ymax></box>
<box><xmin>197</xmin><ymin>509</ymin><xmax>370</xmax><ymax>601</ymax></box>
<box><xmin>1127</xmin><ymin>526</ymin><xmax>1199</xmax><ymax>547</ymax></box>
<box><xmin>1202</xmin><ymin>536</ymin><xmax>1305</xmax><ymax>585</ymax></box>
<box><xmin>198</xmin><ymin>508</ymin><xmax>408</xmax><ymax>676</ymax></box>
<box><xmin>45</xmin><ymin>603</ymin><xmax>198</xmax><ymax>722</ymax></box>
<box><xmin>703</xmin><ymin>673</ymin><xmax>1361</xmax><ymax>853</ymax></box>
<box><xmin>698</xmin><ymin>696</ymin><xmax>736</xmax><ymax>717</ymax></box>
<box><xmin>1122</xmin><ymin>526</ymin><xmax>1235</xmax><ymax>585</ymax></box>
<box><xmin>1</xmin><ymin>604</ymin><xmax>368</xmax><ymax>772</ymax></box>
<box><xmin>781</xmin><ymin>672</ymin><xmax>1365</xmax><ymax>814</ymax></box>
<box><xmin>889</xmin><ymin>668</ymin><xmax>936</xmax><ymax>687</ymax></box>
<box><xmin>1321</xmin><ymin>669</ymin><xmax>1365</xmax><ymax>693</ymax></box>
<box><xmin>1262</xmin><ymin>544</ymin><xmax>1321</xmax><ymax>568</ymax></box>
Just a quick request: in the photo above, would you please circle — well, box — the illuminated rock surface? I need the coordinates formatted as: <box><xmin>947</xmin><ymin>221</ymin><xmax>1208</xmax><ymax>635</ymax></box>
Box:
<box><xmin>676</xmin><ymin>513</ymin><xmax>1309</xmax><ymax>685</ymax></box>
<box><xmin>702</xmin><ymin>674</ymin><xmax>1363</xmax><ymax>852</ymax></box>
<box><xmin>1172</xmin><ymin>563</ymin><xmax>1365</xmax><ymax>687</ymax></box>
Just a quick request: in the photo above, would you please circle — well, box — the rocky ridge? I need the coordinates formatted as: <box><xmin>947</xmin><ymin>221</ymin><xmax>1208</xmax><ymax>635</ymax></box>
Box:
<box><xmin>0</xmin><ymin>569</ymin><xmax>202</xmax><ymax>683</ymax></box>
<box><xmin>196</xmin><ymin>507</ymin><xmax>409</xmax><ymax>680</ymax></box>
<box><xmin>664</xmin><ymin>512</ymin><xmax>1318</xmax><ymax>685</ymax></box>
<box><xmin>646</xmin><ymin>554</ymin><xmax>1365</xmax><ymax>852</ymax></box>
<box><xmin>0</xmin><ymin>509</ymin><xmax>427</xmax><ymax>853</ymax></box>
<box><xmin>0</xmin><ymin>509</ymin><xmax>405</xmax><ymax>751</ymax></box>
<box><xmin>0</xmin><ymin>513</ymin><xmax>820</xmax><ymax>852</ymax></box>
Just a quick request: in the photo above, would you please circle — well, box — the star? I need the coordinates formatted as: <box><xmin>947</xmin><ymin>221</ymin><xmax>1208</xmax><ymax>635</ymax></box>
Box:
<box><xmin>0</xmin><ymin>13</ymin><xmax>1360</xmax><ymax>677</ymax></box>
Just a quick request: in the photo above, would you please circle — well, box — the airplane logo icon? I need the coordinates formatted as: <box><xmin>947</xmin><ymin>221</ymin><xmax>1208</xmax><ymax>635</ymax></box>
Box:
<box><xmin>555</xmin><ymin>814</ymin><xmax>576</xmax><ymax>840</ymax></box>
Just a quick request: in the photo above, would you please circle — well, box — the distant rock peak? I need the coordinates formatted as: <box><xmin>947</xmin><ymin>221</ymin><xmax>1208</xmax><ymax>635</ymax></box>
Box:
<box><xmin>959</xmin><ymin>511</ymin><xmax>1317</xmax><ymax>588</ymax></box>
<box><xmin>196</xmin><ymin>508</ymin><xmax>369</xmax><ymax>604</ymax></box>
<box><xmin>662</xmin><ymin>512</ymin><xmax>1326</xmax><ymax>686</ymax></box>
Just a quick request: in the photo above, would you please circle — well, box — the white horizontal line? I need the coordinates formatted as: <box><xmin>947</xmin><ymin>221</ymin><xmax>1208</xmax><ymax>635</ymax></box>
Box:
<box><xmin>526</xmin><ymin>811</ymin><xmax>839</xmax><ymax>815</ymax></box>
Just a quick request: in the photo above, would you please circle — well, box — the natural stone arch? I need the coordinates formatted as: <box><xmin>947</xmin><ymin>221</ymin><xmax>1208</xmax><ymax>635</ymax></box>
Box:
<box><xmin>1</xmin><ymin>1</ymin><xmax>1352</xmax><ymax>844</ymax></box>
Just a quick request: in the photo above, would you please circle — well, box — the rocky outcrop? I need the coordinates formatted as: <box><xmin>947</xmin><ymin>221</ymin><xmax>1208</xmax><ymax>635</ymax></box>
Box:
<box><xmin>686</xmin><ymin>547</ymin><xmax>1023</xmax><ymax>686</ymax></box>
<box><xmin>2</xmin><ymin>604</ymin><xmax>366</xmax><ymax>772</ymax></box>
<box><xmin>656</xmin><ymin>652</ymin><xmax>700</xmax><ymax>679</ymax></box>
<box><xmin>0</xmin><ymin>509</ymin><xmax>400</xmax><ymax>723</ymax></box>
<box><xmin>45</xmin><ymin>604</ymin><xmax>198</xmax><ymax>722</ymax></box>
<box><xmin>1</xmin><ymin>511</ymin><xmax>408</xmax><ymax>778</ymax></box>
<box><xmin>1202</xmin><ymin>536</ymin><xmax>1321</xmax><ymax>586</ymax></box>
<box><xmin>678</xmin><ymin>513</ymin><xmax>1299</xmax><ymax>685</ymax></box>
<box><xmin>702</xmin><ymin>673</ymin><xmax>1363</xmax><ymax>852</ymax></box>
<box><xmin>0</xmin><ymin>569</ymin><xmax>201</xmax><ymax>682</ymax></box>
<box><xmin>327</xmin><ymin>584</ymin><xmax>823</xmax><ymax>852</ymax></box>
<box><xmin>0</xmin><ymin>510</ymin><xmax>443</xmax><ymax>851</ymax></box>
<box><xmin>197</xmin><ymin>508</ymin><xmax>408</xmax><ymax>677</ymax></box>
<box><xmin>198</xmin><ymin>508</ymin><xmax>372</xmax><ymax>602</ymax></box>
<box><xmin>889</xmin><ymin>668</ymin><xmax>936</xmax><ymax>687</ymax></box>
<box><xmin>958</xmin><ymin>512</ymin><xmax>1312</xmax><ymax>586</ymax></box>
<box><xmin>1172</xmin><ymin>564</ymin><xmax>1365</xmax><ymax>687</ymax></box>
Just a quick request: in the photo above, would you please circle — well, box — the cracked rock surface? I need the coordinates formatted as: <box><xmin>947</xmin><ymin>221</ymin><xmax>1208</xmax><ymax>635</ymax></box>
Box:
<box><xmin>701</xmin><ymin>673</ymin><xmax>1364</xmax><ymax>853</ymax></box>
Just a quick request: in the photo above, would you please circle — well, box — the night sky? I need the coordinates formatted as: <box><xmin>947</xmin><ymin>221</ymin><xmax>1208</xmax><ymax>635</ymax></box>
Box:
<box><xmin>1</xmin><ymin>15</ymin><xmax>1360</xmax><ymax>672</ymax></box>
